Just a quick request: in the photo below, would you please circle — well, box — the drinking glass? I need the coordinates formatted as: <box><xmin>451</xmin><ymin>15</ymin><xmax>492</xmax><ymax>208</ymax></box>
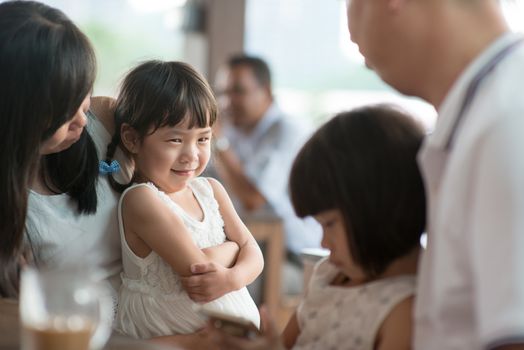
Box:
<box><xmin>19</xmin><ymin>267</ymin><xmax>113</xmax><ymax>350</ymax></box>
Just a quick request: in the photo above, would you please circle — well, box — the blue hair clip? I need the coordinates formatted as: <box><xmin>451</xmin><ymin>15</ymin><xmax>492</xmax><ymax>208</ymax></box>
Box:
<box><xmin>99</xmin><ymin>160</ymin><xmax>120</xmax><ymax>175</ymax></box>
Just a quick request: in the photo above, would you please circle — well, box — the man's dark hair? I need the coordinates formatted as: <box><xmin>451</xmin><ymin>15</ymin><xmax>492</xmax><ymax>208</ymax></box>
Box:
<box><xmin>228</xmin><ymin>54</ymin><xmax>272</xmax><ymax>88</ymax></box>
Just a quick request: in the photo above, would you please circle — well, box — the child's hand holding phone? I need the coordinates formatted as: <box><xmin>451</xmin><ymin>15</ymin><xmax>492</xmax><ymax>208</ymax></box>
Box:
<box><xmin>196</xmin><ymin>304</ymin><xmax>260</xmax><ymax>339</ymax></box>
<box><xmin>203</xmin><ymin>305</ymin><xmax>286</xmax><ymax>350</ymax></box>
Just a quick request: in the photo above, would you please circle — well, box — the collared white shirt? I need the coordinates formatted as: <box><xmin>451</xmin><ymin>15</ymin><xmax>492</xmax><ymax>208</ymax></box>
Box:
<box><xmin>222</xmin><ymin>103</ymin><xmax>322</xmax><ymax>255</ymax></box>
<box><xmin>414</xmin><ymin>32</ymin><xmax>524</xmax><ymax>349</ymax></box>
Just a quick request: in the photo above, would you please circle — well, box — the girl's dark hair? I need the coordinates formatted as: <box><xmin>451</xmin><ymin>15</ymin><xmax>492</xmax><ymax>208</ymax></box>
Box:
<box><xmin>106</xmin><ymin>60</ymin><xmax>217</xmax><ymax>192</ymax></box>
<box><xmin>290</xmin><ymin>105</ymin><xmax>426</xmax><ymax>278</ymax></box>
<box><xmin>0</xmin><ymin>0</ymin><xmax>97</xmax><ymax>297</ymax></box>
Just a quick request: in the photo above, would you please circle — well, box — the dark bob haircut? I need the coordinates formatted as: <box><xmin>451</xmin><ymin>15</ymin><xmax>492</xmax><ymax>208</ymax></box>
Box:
<box><xmin>290</xmin><ymin>104</ymin><xmax>426</xmax><ymax>277</ymax></box>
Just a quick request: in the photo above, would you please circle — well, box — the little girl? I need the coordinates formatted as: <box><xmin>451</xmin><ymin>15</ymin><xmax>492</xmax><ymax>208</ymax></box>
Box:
<box><xmin>211</xmin><ymin>104</ymin><xmax>426</xmax><ymax>350</ymax></box>
<box><xmin>105</xmin><ymin>60</ymin><xmax>263</xmax><ymax>339</ymax></box>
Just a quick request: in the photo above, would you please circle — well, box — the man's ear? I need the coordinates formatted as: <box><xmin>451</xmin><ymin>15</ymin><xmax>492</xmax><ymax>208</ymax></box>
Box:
<box><xmin>121</xmin><ymin>123</ymin><xmax>140</xmax><ymax>154</ymax></box>
<box><xmin>263</xmin><ymin>84</ymin><xmax>273</xmax><ymax>102</ymax></box>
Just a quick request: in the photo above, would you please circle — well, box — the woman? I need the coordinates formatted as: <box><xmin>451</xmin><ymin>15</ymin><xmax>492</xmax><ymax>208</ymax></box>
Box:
<box><xmin>0</xmin><ymin>0</ymin><xmax>100</xmax><ymax>297</ymax></box>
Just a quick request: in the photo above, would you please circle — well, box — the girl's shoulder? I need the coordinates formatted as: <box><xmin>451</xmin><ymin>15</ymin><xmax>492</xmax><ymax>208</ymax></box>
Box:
<box><xmin>189</xmin><ymin>177</ymin><xmax>226</xmax><ymax>201</ymax></box>
<box><xmin>119</xmin><ymin>183</ymin><xmax>162</xmax><ymax>210</ymax></box>
<box><xmin>118</xmin><ymin>183</ymin><xmax>186</xmax><ymax>229</ymax></box>
<box><xmin>308</xmin><ymin>257</ymin><xmax>341</xmax><ymax>288</ymax></box>
<box><xmin>189</xmin><ymin>176</ymin><xmax>212</xmax><ymax>192</ymax></box>
<box><xmin>121</xmin><ymin>182</ymin><xmax>158</xmax><ymax>198</ymax></box>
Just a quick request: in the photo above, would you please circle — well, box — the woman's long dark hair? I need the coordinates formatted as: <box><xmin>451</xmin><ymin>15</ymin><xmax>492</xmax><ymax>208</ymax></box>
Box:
<box><xmin>0</xmin><ymin>0</ymin><xmax>97</xmax><ymax>297</ymax></box>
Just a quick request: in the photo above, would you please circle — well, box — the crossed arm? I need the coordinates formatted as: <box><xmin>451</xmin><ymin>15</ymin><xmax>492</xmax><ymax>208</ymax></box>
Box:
<box><xmin>179</xmin><ymin>178</ymin><xmax>264</xmax><ymax>302</ymax></box>
<box><xmin>121</xmin><ymin>180</ymin><xmax>263</xmax><ymax>296</ymax></box>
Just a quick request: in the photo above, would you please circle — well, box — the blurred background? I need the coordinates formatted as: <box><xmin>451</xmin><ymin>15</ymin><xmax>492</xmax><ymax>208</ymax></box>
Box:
<box><xmin>7</xmin><ymin>0</ymin><xmax>524</xmax><ymax>129</ymax></box>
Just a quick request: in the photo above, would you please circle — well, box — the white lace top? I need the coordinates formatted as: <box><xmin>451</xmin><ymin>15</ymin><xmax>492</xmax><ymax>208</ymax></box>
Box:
<box><xmin>115</xmin><ymin>177</ymin><xmax>259</xmax><ymax>339</ymax></box>
<box><xmin>294</xmin><ymin>258</ymin><xmax>416</xmax><ymax>350</ymax></box>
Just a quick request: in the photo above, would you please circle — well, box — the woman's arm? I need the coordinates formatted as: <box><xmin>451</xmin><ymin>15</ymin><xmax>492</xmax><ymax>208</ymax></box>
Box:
<box><xmin>89</xmin><ymin>96</ymin><xmax>116</xmax><ymax>134</ymax></box>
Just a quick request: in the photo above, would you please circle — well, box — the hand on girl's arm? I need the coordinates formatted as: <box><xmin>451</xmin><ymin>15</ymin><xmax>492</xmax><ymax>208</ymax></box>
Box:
<box><xmin>180</xmin><ymin>232</ymin><xmax>240</xmax><ymax>303</ymax></box>
<box><xmin>180</xmin><ymin>261</ymin><xmax>236</xmax><ymax>303</ymax></box>
<box><xmin>89</xmin><ymin>96</ymin><xmax>116</xmax><ymax>134</ymax></box>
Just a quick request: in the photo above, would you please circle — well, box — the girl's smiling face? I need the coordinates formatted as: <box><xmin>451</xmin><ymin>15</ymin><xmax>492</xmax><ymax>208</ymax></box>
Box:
<box><xmin>130</xmin><ymin>117</ymin><xmax>212</xmax><ymax>193</ymax></box>
<box><xmin>314</xmin><ymin>209</ymin><xmax>367</xmax><ymax>283</ymax></box>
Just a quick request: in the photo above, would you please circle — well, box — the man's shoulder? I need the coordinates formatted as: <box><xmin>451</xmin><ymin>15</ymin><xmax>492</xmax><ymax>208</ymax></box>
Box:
<box><xmin>272</xmin><ymin>110</ymin><xmax>312</xmax><ymax>136</ymax></box>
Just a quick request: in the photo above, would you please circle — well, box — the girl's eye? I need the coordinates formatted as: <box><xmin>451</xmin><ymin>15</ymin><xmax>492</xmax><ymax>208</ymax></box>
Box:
<box><xmin>170</xmin><ymin>138</ymin><xmax>183</xmax><ymax>143</ymax></box>
<box><xmin>323</xmin><ymin>219</ymin><xmax>337</xmax><ymax>229</ymax></box>
<box><xmin>198</xmin><ymin>137</ymin><xmax>210</xmax><ymax>144</ymax></box>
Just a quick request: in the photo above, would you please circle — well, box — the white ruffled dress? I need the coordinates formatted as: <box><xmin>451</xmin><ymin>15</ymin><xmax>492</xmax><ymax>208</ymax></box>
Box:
<box><xmin>115</xmin><ymin>177</ymin><xmax>260</xmax><ymax>339</ymax></box>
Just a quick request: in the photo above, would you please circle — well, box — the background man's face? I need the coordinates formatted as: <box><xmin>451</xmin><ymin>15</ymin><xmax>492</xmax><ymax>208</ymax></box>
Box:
<box><xmin>221</xmin><ymin>65</ymin><xmax>271</xmax><ymax>129</ymax></box>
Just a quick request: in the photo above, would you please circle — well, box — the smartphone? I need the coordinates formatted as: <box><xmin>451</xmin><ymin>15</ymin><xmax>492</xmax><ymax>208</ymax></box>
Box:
<box><xmin>195</xmin><ymin>304</ymin><xmax>260</xmax><ymax>339</ymax></box>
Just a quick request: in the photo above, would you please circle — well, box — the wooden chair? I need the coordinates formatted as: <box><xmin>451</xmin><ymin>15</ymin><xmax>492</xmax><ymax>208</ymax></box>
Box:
<box><xmin>244</xmin><ymin>215</ymin><xmax>285</xmax><ymax>316</ymax></box>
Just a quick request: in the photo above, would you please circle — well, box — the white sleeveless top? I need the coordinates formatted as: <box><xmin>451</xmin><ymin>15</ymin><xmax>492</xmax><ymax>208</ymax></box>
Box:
<box><xmin>26</xmin><ymin>112</ymin><xmax>123</xmax><ymax>293</ymax></box>
<box><xmin>294</xmin><ymin>258</ymin><xmax>416</xmax><ymax>350</ymax></box>
<box><xmin>115</xmin><ymin>177</ymin><xmax>260</xmax><ymax>339</ymax></box>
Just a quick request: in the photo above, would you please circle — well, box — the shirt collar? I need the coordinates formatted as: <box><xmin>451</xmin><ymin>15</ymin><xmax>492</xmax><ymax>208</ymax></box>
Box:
<box><xmin>428</xmin><ymin>31</ymin><xmax>523</xmax><ymax>149</ymax></box>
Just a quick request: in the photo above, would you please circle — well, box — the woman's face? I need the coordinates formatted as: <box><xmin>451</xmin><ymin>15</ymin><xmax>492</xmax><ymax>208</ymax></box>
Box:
<box><xmin>40</xmin><ymin>95</ymin><xmax>90</xmax><ymax>155</ymax></box>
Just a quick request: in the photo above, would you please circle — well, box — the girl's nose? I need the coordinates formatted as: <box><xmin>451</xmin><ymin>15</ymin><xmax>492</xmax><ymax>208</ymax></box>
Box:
<box><xmin>71</xmin><ymin>111</ymin><xmax>87</xmax><ymax>128</ymax></box>
<box><xmin>320</xmin><ymin>234</ymin><xmax>330</xmax><ymax>250</ymax></box>
<box><xmin>180</xmin><ymin>144</ymin><xmax>198</xmax><ymax>163</ymax></box>
<box><xmin>70</xmin><ymin>111</ymin><xmax>87</xmax><ymax>131</ymax></box>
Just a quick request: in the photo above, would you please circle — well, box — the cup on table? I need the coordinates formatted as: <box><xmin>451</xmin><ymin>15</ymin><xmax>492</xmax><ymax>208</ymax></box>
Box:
<box><xmin>19</xmin><ymin>267</ymin><xmax>113</xmax><ymax>350</ymax></box>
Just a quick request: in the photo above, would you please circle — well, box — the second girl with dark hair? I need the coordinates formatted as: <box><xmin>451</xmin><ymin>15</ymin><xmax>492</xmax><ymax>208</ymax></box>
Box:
<box><xmin>211</xmin><ymin>104</ymin><xmax>426</xmax><ymax>350</ymax></box>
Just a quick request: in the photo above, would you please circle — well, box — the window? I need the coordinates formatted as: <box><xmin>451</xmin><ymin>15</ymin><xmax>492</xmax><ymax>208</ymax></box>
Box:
<box><xmin>32</xmin><ymin>0</ymin><xmax>187</xmax><ymax>96</ymax></box>
<box><xmin>244</xmin><ymin>0</ymin><xmax>436</xmax><ymax>130</ymax></box>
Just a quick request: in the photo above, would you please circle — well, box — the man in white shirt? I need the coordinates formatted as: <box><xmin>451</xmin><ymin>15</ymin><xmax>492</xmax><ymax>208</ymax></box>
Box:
<box><xmin>210</xmin><ymin>55</ymin><xmax>321</xmax><ymax>297</ymax></box>
<box><xmin>346</xmin><ymin>0</ymin><xmax>524</xmax><ymax>349</ymax></box>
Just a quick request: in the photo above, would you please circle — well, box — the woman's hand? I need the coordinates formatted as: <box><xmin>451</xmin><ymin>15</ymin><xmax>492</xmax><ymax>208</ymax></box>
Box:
<box><xmin>208</xmin><ymin>306</ymin><xmax>285</xmax><ymax>350</ymax></box>
<box><xmin>180</xmin><ymin>262</ymin><xmax>238</xmax><ymax>303</ymax></box>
